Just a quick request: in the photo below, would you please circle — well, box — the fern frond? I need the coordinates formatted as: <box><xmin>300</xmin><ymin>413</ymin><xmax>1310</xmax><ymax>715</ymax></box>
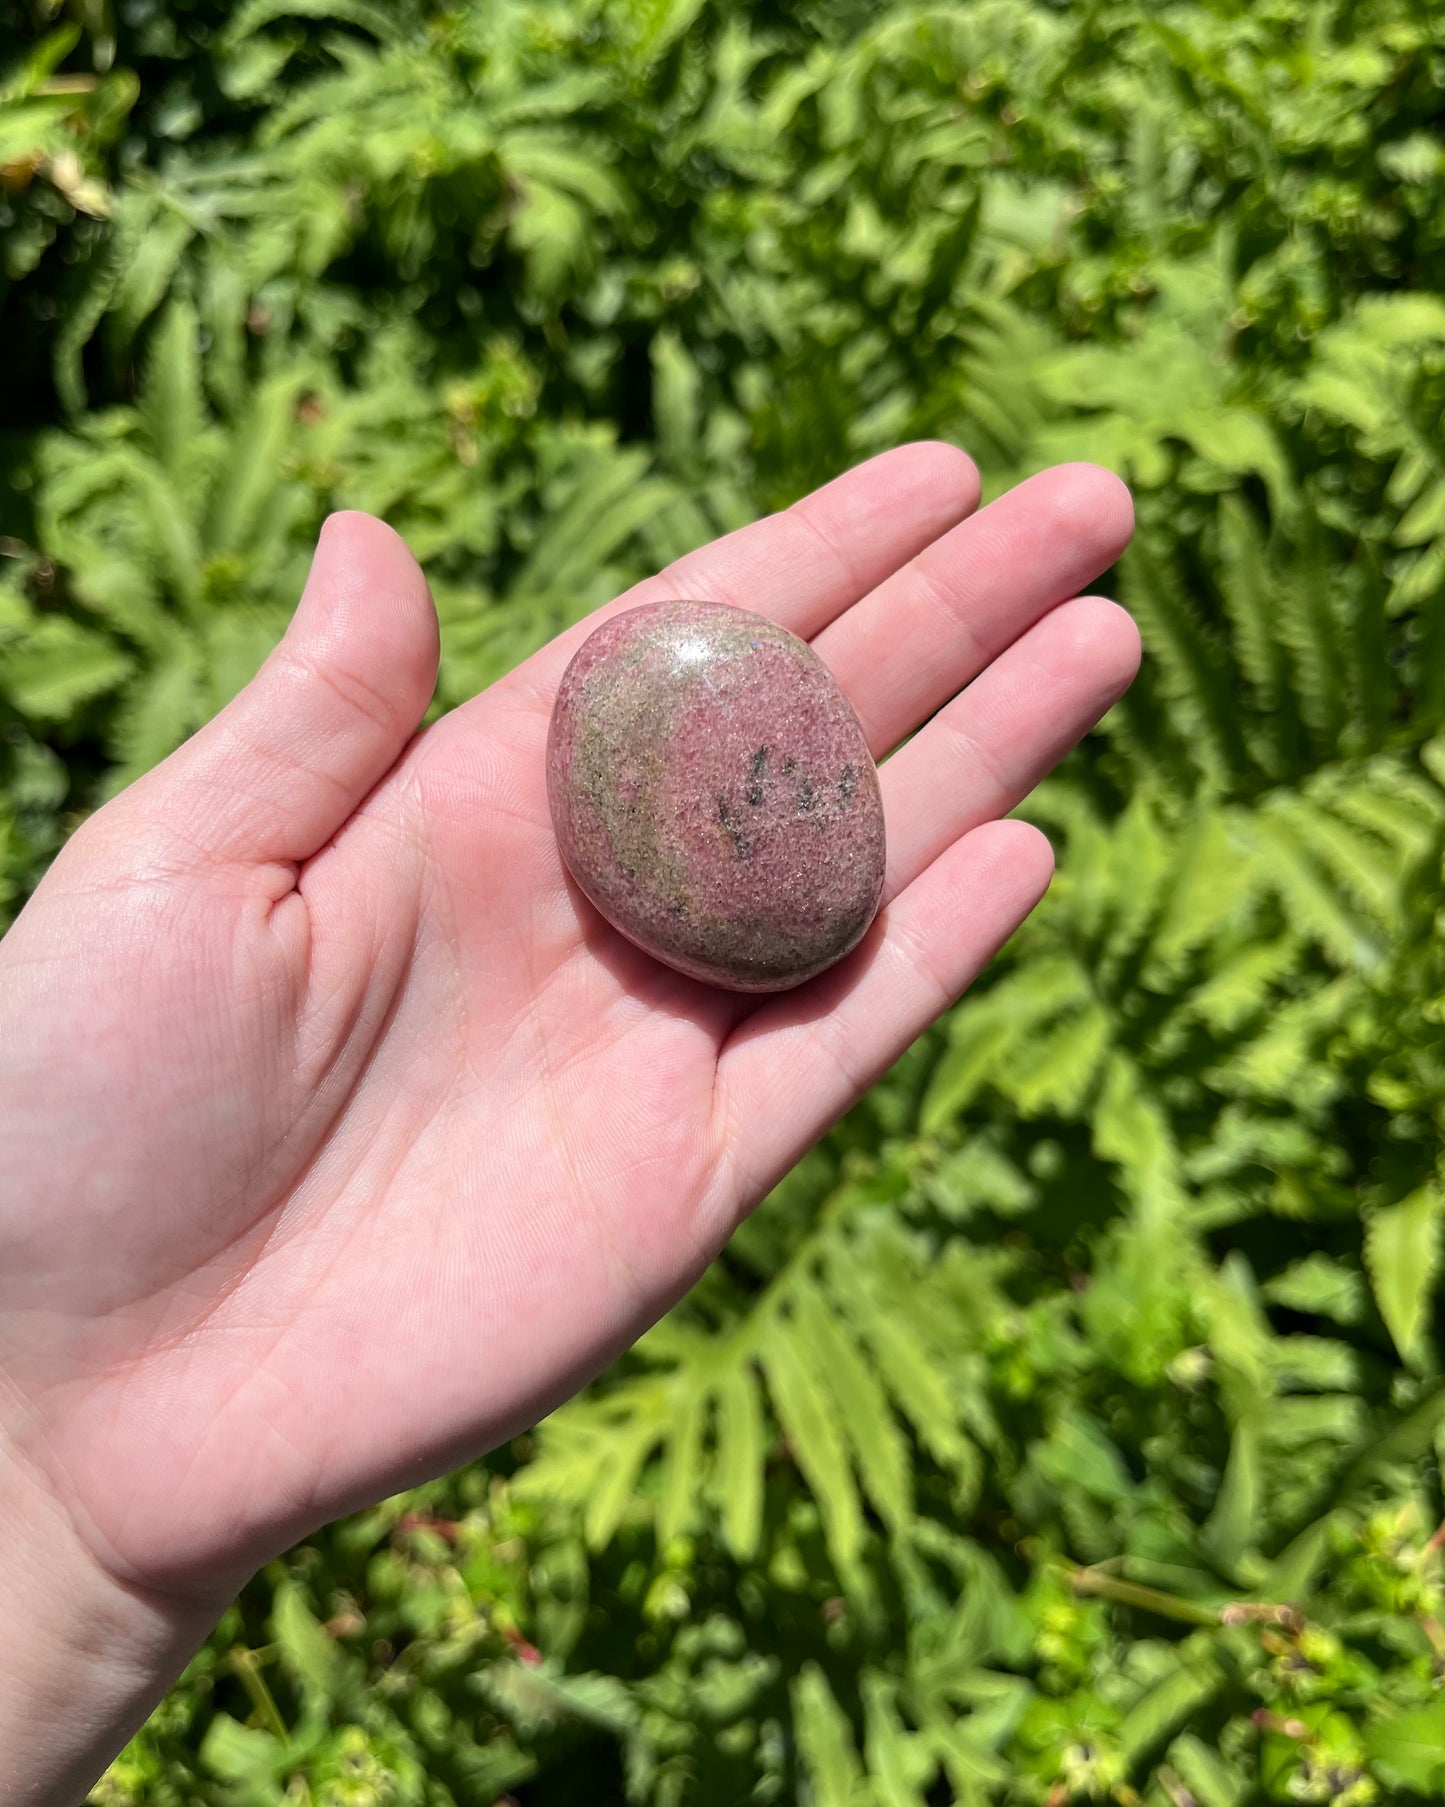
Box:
<box><xmin>1269</xmin><ymin>532</ymin><xmax>1348</xmax><ymax>754</ymax></box>
<box><xmin>103</xmin><ymin>637</ymin><xmax>204</xmax><ymax>790</ymax></box>
<box><xmin>0</xmin><ymin>616</ymin><xmax>134</xmax><ymax>720</ymax></box>
<box><xmin>709</xmin><ymin>1359</ymin><xmax>765</xmax><ymax>1561</ymax></box>
<box><xmin>825</xmin><ymin>1251</ymin><xmax>976</xmax><ymax>1478</ymax></box>
<box><xmin>139</xmin><ymin>299</ymin><xmax>206</xmax><ymax>490</ymax></box>
<box><xmin>795</xmin><ymin>1278</ymin><xmax>913</xmax><ymax>1535</ymax></box>
<box><xmin>1363</xmin><ymin>1181</ymin><xmax>1443</xmax><ymax>1370</ymax></box>
<box><xmin>792</xmin><ymin>1666</ymin><xmax>866</xmax><ymax>1807</ymax></box>
<box><xmin>206</xmin><ymin>370</ymin><xmax>308</xmax><ymax>556</ymax></box>
<box><xmin>1120</xmin><ymin>535</ymin><xmax>1248</xmax><ymax>784</ymax></box>
<box><xmin>997</xmin><ymin>997</ymin><xmax>1112</xmax><ymax>1115</ymax></box>
<box><xmin>1145</xmin><ymin>803</ymin><xmax>1256</xmax><ymax>976</ymax></box>
<box><xmin>1274</xmin><ymin>794</ymin><xmax>1399</xmax><ymax>932</ymax></box>
<box><xmin>512</xmin><ymin>447</ymin><xmax>666</xmax><ymax>599</ymax></box>
<box><xmin>1250</xmin><ymin>809</ymin><xmax>1384</xmax><ymax>971</ymax></box>
<box><xmin>861</xmin><ymin>1672</ymin><xmax>932</xmax><ymax>1807</ymax></box>
<box><xmin>1181</xmin><ymin>935</ymin><xmax>1300</xmax><ymax>1033</ymax></box>
<box><xmin>224</xmin><ymin>0</ymin><xmax>403</xmax><ymax>43</ymax></box>
<box><xmin>1214</xmin><ymin>496</ymin><xmax>1299</xmax><ymax>776</ymax></box>
<box><xmin>759</xmin><ymin>1306</ymin><xmax>866</xmax><ymax>1576</ymax></box>
<box><xmin>112</xmin><ymin>204</ymin><xmax>196</xmax><ymax>345</ymax></box>
<box><xmin>654</xmin><ymin>1377</ymin><xmax>710</xmax><ymax>1549</ymax></box>
<box><xmin>1100</xmin><ymin>791</ymin><xmax>1175</xmax><ymax>961</ymax></box>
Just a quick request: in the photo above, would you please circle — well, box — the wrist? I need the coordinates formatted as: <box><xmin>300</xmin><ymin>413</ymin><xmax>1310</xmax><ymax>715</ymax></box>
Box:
<box><xmin>0</xmin><ymin>1420</ymin><xmax>222</xmax><ymax>1807</ymax></box>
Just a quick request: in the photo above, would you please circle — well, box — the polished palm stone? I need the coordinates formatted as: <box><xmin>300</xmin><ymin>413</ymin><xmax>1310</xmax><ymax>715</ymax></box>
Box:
<box><xmin>547</xmin><ymin>598</ymin><xmax>886</xmax><ymax>992</ymax></box>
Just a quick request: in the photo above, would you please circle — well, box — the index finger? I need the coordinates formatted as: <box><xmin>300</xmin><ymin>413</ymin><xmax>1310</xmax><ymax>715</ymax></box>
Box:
<box><xmin>504</xmin><ymin>441</ymin><xmax>981</xmax><ymax>711</ymax></box>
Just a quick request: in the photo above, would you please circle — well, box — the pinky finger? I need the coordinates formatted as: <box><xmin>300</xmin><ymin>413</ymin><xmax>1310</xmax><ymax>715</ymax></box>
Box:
<box><xmin>714</xmin><ymin>818</ymin><xmax>1054</xmax><ymax>1203</ymax></box>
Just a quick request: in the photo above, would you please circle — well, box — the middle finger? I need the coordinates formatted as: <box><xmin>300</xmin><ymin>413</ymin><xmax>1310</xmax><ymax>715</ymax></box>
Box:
<box><xmin>812</xmin><ymin>462</ymin><xmax>1135</xmax><ymax>757</ymax></box>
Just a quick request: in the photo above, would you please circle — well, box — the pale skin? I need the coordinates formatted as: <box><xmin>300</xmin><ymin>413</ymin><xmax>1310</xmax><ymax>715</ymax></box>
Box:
<box><xmin>0</xmin><ymin>446</ymin><xmax>1138</xmax><ymax>1804</ymax></box>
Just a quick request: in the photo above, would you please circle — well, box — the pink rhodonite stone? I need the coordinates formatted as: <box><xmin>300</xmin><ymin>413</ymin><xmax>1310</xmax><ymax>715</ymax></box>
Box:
<box><xmin>546</xmin><ymin>598</ymin><xmax>887</xmax><ymax>992</ymax></box>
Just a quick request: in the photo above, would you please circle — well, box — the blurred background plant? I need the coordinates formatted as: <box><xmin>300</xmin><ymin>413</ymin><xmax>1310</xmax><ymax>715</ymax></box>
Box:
<box><xmin>4</xmin><ymin>0</ymin><xmax>1445</xmax><ymax>1801</ymax></box>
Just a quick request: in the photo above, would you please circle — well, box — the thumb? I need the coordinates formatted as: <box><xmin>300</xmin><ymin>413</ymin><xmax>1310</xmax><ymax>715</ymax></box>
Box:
<box><xmin>114</xmin><ymin>512</ymin><xmax>439</xmax><ymax>868</ymax></box>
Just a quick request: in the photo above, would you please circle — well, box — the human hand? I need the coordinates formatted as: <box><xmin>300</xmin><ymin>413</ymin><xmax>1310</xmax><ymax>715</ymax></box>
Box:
<box><xmin>0</xmin><ymin>446</ymin><xmax>1136</xmax><ymax>1799</ymax></box>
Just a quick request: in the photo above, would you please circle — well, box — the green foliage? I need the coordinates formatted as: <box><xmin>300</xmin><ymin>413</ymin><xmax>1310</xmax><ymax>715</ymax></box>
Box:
<box><xmin>3</xmin><ymin>0</ymin><xmax>1445</xmax><ymax>1802</ymax></box>
<box><xmin>0</xmin><ymin>21</ymin><xmax>135</xmax><ymax>277</ymax></box>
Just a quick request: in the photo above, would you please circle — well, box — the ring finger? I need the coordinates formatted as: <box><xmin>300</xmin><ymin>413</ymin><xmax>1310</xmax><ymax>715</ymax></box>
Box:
<box><xmin>878</xmin><ymin>594</ymin><xmax>1142</xmax><ymax>903</ymax></box>
<box><xmin>814</xmin><ymin>462</ymin><xmax>1135</xmax><ymax>758</ymax></box>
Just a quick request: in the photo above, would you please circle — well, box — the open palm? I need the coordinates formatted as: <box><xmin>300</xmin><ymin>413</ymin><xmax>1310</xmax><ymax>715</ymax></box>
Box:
<box><xmin>0</xmin><ymin>445</ymin><xmax>1136</xmax><ymax>1603</ymax></box>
